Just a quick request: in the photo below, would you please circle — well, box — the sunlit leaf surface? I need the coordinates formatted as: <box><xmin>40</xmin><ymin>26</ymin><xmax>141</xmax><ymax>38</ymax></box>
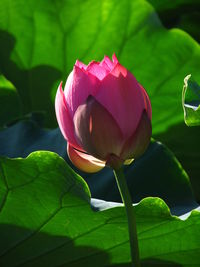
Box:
<box><xmin>0</xmin><ymin>152</ymin><xmax>199</xmax><ymax>267</ymax></box>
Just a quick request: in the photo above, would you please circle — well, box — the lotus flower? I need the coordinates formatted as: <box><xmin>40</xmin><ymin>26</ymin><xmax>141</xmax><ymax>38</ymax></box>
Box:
<box><xmin>55</xmin><ymin>54</ymin><xmax>152</xmax><ymax>172</ymax></box>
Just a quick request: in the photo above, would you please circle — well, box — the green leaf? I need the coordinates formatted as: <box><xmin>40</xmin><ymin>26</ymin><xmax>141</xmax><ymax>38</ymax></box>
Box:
<box><xmin>147</xmin><ymin>0</ymin><xmax>200</xmax><ymax>43</ymax></box>
<box><xmin>0</xmin><ymin>151</ymin><xmax>199</xmax><ymax>266</ymax></box>
<box><xmin>147</xmin><ymin>0</ymin><xmax>200</xmax><ymax>12</ymax></box>
<box><xmin>0</xmin><ymin>74</ymin><xmax>22</xmax><ymax>127</ymax></box>
<box><xmin>0</xmin><ymin>117</ymin><xmax>197</xmax><ymax>214</ymax></box>
<box><xmin>155</xmin><ymin>122</ymin><xmax>200</xmax><ymax>202</ymax></box>
<box><xmin>182</xmin><ymin>74</ymin><xmax>200</xmax><ymax>126</ymax></box>
<box><xmin>177</xmin><ymin>12</ymin><xmax>200</xmax><ymax>43</ymax></box>
<box><xmin>0</xmin><ymin>114</ymin><xmax>67</xmax><ymax>159</ymax></box>
<box><xmin>0</xmin><ymin>0</ymin><xmax>200</xmax><ymax>131</ymax></box>
<box><xmin>88</xmin><ymin>139</ymin><xmax>197</xmax><ymax>215</ymax></box>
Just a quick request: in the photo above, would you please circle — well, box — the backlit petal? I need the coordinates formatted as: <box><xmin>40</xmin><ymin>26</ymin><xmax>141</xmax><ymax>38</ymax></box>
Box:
<box><xmin>139</xmin><ymin>84</ymin><xmax>152</xmax><ymax>119</ymax></box>
<box><xmin>86</xmin><ymin>61</ymin><xmax>109</xmax><ymax>80</ymax></box>
<box><xmin>100</xmin><ymin>56</ymin><xmax>115</xmax><ymax>71</ymax></box>
<box><xmin>75</xmin><ymin>60</ymin><xmax>87</xmax><ymax>70</ymax></box>
<box><xmin>55</xmin><ymin>82</ymin><xmax>81</xmax><ymax>150</ymax></box>
<box><xmin>112</xmin><ymin>53</ymin><xmax>119</xmax><ymax>64</ymax></box>
<box><xmin>64</xmin><ymin>66</ymin><xmax>99</xmax><ymax>117</ymax></box>
<box><xmin>95</xmin><ymin>64</ymin><xmax>146</xmax><ymax>138</ymax></box>
<box><xmin>68</xmin><ymin>144</ymin><xmax>105</xmax><ymax>173</ymax></box>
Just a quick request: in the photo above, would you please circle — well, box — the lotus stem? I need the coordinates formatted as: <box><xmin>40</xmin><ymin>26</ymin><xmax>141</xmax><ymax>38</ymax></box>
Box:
<box><xmin>113</xmin><ymin>168</ymin><xmax>141</xmax><ymax>267</ymax></box>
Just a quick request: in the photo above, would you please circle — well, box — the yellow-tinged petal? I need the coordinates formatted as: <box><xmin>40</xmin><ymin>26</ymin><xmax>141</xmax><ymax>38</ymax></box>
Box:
<box><xmin>67</xmin><ymin>144</ymin><xmax>105</xmax><ymax>173</ymax></box>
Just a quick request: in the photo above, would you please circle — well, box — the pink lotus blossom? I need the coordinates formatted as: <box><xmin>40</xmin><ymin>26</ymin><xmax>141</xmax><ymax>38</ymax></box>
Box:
<box><xmin>55</xmin><ymin>54</ymin><xmax>152</xmax><ymax>172</ymax></box>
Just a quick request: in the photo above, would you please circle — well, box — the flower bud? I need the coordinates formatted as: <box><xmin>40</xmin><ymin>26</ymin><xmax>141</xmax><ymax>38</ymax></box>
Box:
<box><xmin>55</xmin><ymin>54</ymin><xmax>152</xmax><ymax>172</ymax></box>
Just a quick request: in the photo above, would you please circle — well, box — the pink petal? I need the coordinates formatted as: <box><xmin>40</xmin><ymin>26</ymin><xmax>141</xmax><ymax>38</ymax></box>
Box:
<box><xmin>64</xmin><ymin>66</ymin><xmax>99</xmax><ymax>117</ymax></box>
<box><xmin>100</xmin><ymin>56</ymin><xmax>115</xmax><ymax>71</ymax></box>
<box><xmin>99</xmin><ymin>61</ymin><xmax>111</xmax><ymax>72</ymax></box>
<box><xmin>120</xmin><ymin>111</ymin><xmax>152</xmax><ymax>160</ymax></box>
<box><xmin>73</xmin><ymin>96</ymin><xmax>124</xmax><ymax>160</ymax></box>
<box><xmin>55</xmin><ymin>82</ymin><xmax>82</xmax><ymax>150</ymax></box>
<box><xmin>139</xmin><ymin>84</ymin><xmax>152</xmax><ymax>119</ymax></box>
<box><xmin>95</xmin><ymin>64</ymin><xmax>146</xmax><ymax>138</ymax></box>
<box><xmin>112</xmin><ymin>53</ymin><xmax>119</xmax><ymax>64</ymax></box>
<box><xmin>75</xmin><ymin>60</ymin><xmax>87</xmax><ymax>70</ymax></box>
<box><xmin>67</xmin><ymin>144</ymin><xmax>105</xmax><ymax>173</ymax></box>
<box><xmin>86</xmin><ymin>61</ymin><xmax>110</xmax><ymax>80</ymax></box>
<box><xmin>110</xmin><ymin>62</ymin><xmax>127</xmax><ymax>77</ymax></box>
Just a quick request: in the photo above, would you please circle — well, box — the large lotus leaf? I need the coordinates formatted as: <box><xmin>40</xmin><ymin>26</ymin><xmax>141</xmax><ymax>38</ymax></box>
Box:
<box><xmin>0</xmin><ymin>117</ymin><xmax>197</xmax><ymax>215</ymax></box>
<box><xmin>155</xmin><ymin>122</ymin><xmax>200</xmax><ymax>202</ymax></box>
<box><xmin>0</xmin><ymin>74</ymin><xmax>21</xmax><ymax>127</ymax></box>
<box><xmin>177</xmin><ymin>11</ymin><xmax>200</xmax><ymax>43</ymax></box>
<box><xmin>148</xmin><ymin>0</ymin><xmax>200</xmax><ymax>43</ymax></box>
<box><xmin>148</xmin><ymin>0</ymin><xmax>200</xmax><ymax>11</ymax></box>
<box><xmin>0</xmin><ymin>151</ymin><xmax>199</xmax><ymax>267</ymax></box>
<box><xmin>154</xmin><ymin>74</ymin><xmax>200</xmax><ymax>202</ymax></box>
<box><xmin>0</xmin><ymin>0</ymin><xmax>200</xmax><ymax>132</ymax></box>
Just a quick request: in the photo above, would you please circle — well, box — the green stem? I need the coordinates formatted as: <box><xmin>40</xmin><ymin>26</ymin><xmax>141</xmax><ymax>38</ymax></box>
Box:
<box><xmin>113</xmin><ymin>168</ymin><xmax>141</xmax><ymax>267</ymax></box>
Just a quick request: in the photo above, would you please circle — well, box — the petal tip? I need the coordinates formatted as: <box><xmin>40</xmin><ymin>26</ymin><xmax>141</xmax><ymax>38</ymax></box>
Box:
<box><xmin>112</xmin><ymin>53</ymin><xmax>118</xmax><ymax>64</ymax></box>
<box><xmin>55</xmin><ymin>81</ymin><xmax>64</xmax><ymax>103</ymax></box>
<box><xmin>110</xmin><ymin>62</ymin><xmax>127</xmax><ymax>77</ymax></box>
<box><xmin>75</xmin><ymin>60</ymin><xmax>87</xmax><ymax>70</ymax></box>
<box><xmin>59</xmin><ymin>81</ymin><xmax>63</xmax><ymax>90</ymax></box>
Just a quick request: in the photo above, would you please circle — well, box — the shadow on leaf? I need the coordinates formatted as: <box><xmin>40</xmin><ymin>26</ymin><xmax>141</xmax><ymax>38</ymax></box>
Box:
<box><xmin>155</xmin><ymin>122</ymin><xmax>200</xmax><ymax>203</ymax></box>
<box><xmin>109</xmin><ymin>259</ymin><xmax>182</xmax><ymax>266</ymax></box>
<box><xmin>0</xmin><ymin>223</ymin><xmax>110</xmax><ymax>267</ymax></box>
<box><xmin>0</xmin><ymin>223</ymin><xmax>183</xmax><ymax>267</ymax></box>
<box><xmin>0</xmin><ymin>30</ymin><xmax>62</xmax><ymax>127</ymax></box>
